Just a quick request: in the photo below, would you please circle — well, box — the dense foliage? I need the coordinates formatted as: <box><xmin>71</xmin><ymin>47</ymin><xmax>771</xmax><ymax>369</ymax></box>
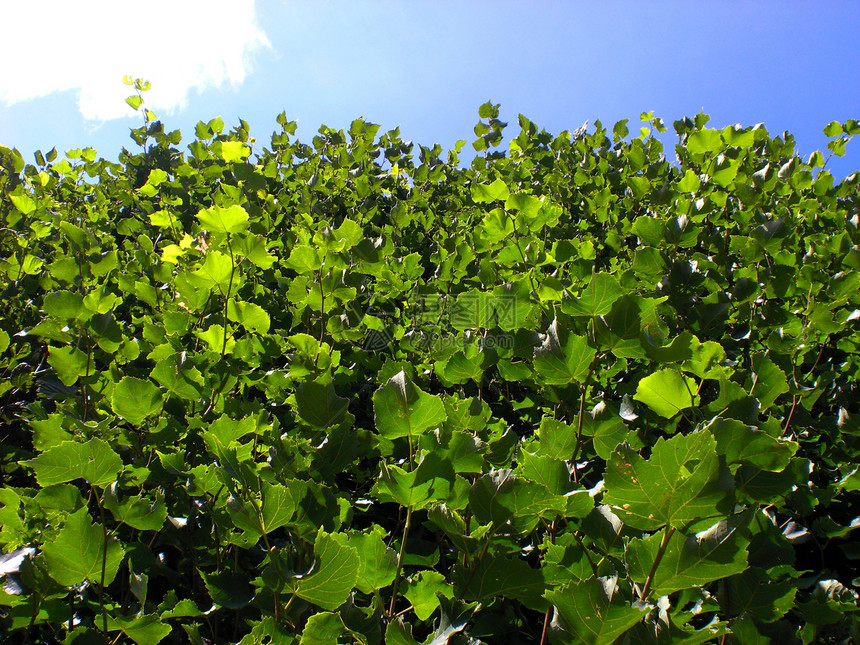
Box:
<box><xmin>1</xmin><ymin>79</ymin><xmax>859</xmax><ymax>644</ymax></box>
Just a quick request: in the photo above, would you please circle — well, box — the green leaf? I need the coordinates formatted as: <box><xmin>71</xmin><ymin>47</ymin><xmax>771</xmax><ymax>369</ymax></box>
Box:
<box><xmin>374</xmin><ymin>454</ymin><xmax>455</xmax><ymax>509</ymax></box>
<box><xmin>729</xmin><ymin>567</ymin><xmax>797</xmax><ymax>623</ymax></box>
<box><xmin>480</xmin><ymin>208</ymin><xmax>514</xmax><ymax>243</ymax></box>
<box><xmin>437</xmin><ymin>430</ymin><xmax>486</xmax><ymax>473</ymax></box>
<box><xmin>10</xmin><ymin>192</ymin><xmax>36</xmax><ymax>215</ymax></box>
<box><xmin>189</xmin><ymin>250</ymin><xmax>234</xmax><ymax>292</ymax></box>
<box><xmin>30</xmin><ymin>414</ymin><xmax>73</xmax><ymax>452</ymax></box>
<box><xmin>300</xmin><ymin>612</ymin><xmax>349</xmax><ymax>645</ymax></box>
<box><xmin>385</xmin><ymin>618</ymin><xmax>420</xmax><ymax>645</ymax></box>
<box><xmin>212</xmin><ymin>140</ymin><xmax>250</xmax><ymax>163</ymax></box>
<box><xmin>686</xmin><ymin>339</ymin><xmax>726</xmax><ymax>379</ymax></box>
<box><xmin>746</xmin><ymin>353</ymin><xmax>789</xmax><ymax>412</ymax></box>
<box><xmin>469</xmin><ymin>470</ymin><xmax>566</xmax><ymax>530</ymax></box>
<box><xmin>632</xmin><ymin>216</ymin><xmax>665</xmax><ymax>247</ymax></box>
<box><xmin>373</xmin><ymin>370</ymin><xmax>447</xmax><ymax>440</ymax></box>
<box><xmin>823</xmin><ymin>120</ymin><xmax>843</xmax><ymax>137</ymax></box>
<box><xmin>201</xmin><ymin>570</ymin><xmax>254</xmax><ymax>609</ymax></box>
<box><xmin>296</xmin><ymin>379</ymin><xmax>349</xmax><ymax>428</ymax></box>
<box><xmin>709</xmin><ymin>417</ymin><xmax>797</xmax><ymax>472</ymax></box>
<box><xmin>505</xmin><ymin>192</ymin><xmax>542</xmax><ymax>215</ymax></box>
<box><xmin>634</xmin><ymin>369</ymin><xmax>698</xmax><ymax>418</ymax></box>
<box><xmin>106</xmin><ymin>614</ymin><xmax>172</xmax><ymax>645</ymax></box>
<box><xmin>642</xmin><ymin>331</ymin><xmax>695</xmax><ymax>364</ymax></box>
<box><xmin>450</xmin><ymin>290</ymin><xmax>496</xmax><ymax>330</ymax></box>
<box><xmin>103</xmin><ymin>483</ymin><xmax>167</xmax><ymax>531</ymax></box>
<box><xmin>403</xmin><ymin>570</ymin><xmax>454</xmax><ymax>621</ymax></box>
<box><xmin>518</xmin><ymin>451</ymin><xmax>573</xmax><ymax>495</ymax></box>
<box><xmin>296</xmin><ymin>530</ymin><xmax>360</xmax><ymax>611</ymax></box>
<box><xmin>457</xmin><ymin>553</ymin><xmax>544</xmax><ymax>604</ymax></box>
<box><xmin>260</xmin><ymin>483</ymin><xmax>300</xmax><ymax>534</ymax></box>
<box><xmin>349</xmin><ymin>526</ymin><xmax>397</xmax><ymax>594</ymax></box>
<box><xmin>112</xmin><ymin>376</ymin><xmax>164</xmax><ymax>425</ymax></box>
<box><xmin>202</xmin><ymin>414</ymin><xmax>256</xmax><ymax>450</ymax></box>
<box><xmin>125</xmin><ymin>95</ymin><xmax>144</xmax><ymax>111</ymax></box>
<box><xmin>546</xmin><ymin>577</ymin><xmax>648</xmax><ymax>645</ymax></box>
<box><xmin>563</xmin><ymin>272</ymin><xmax>623</xmax><ymax>317</ymax></box>
<box><xmin>197</xmin><ymin>204</ymin><xmax>249</xmax><ymax>235</ymax></box>
<box><xmin>22</xmin><ymin>438</ymin><xmax>123</xmax><ymax>488</ymax></box>
<box><xmin>687</xmin><ymin>129</ymin><xmax>723</xmax><ymax>155</ymax></box>
<box><xmin>626</xmin><ymin>513</ymin><xmax>750</xmax><ymax>596</ymax></box>
<box><xmin>533</xmin><ymin>318</ymin><xmax>596</xmax><ymax>385</ymax></box>
<box><xmin>677</xmin><ymin>169</ymin><xmax>701</xmax><ymax>193</ymax></box>
<box><xmin>227</xmin><ymin>299</ymin><xmax>270</xmax><ymax>334</ymax></box>
<box><xmin>42</xmin><ymin>508</ymin><xmax>124</xmax><ymax>587</ymax></box>
<box><xmin>150</xmin><ymin>353</ymin><xmax>203</xmax><ymax>401</ymax></box>
<box><xmin>536</xmin><ymin>416</ymin><xmax>577</xmax><ymax>461</ymax></box>
<box><xmin>471</xmin><ymin>178</ymin><xmax>510</xmax><ymax>203</ymax></box>
<box><xmin>285</xmin><ymin>244</ymin><xmax>322</xmax><ymax>273</ymax></box>
<box><xmin>47</xmin><ymin>345</ymin><xmax>92</xmax><ymax>386</ymax></box>
<box><xmin>604</xmin><ymin>431</ymin><xmax>733</xmax><ymax>531</ymax></box>
<box><xmin>493</xmin><ymin>280</ymin><xmax>536</xmax><ymax>330</ymax></box>
<box><xmin>237</xmin><ymin>233</ymin><xmax>276</xmax><ymax>268</ymax></box>
<box><xmin>43</xmin><ymin>290</ymin><xmax>88</xmax><ymax>320</ymax></box>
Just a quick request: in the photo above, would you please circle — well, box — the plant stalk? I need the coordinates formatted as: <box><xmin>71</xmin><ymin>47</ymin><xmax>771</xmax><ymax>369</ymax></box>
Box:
<box><xmin>639</xmin><ymin>525</ymin><xmax>675</xmax><ymax>602</ymax></box>
<box><xmin>388</xmin><ymin>505</ymin><xmax>413</xmax><ymax>617</ymax></box>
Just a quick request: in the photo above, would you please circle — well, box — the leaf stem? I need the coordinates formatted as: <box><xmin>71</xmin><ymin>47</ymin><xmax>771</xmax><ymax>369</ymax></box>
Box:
<box><xmin>638</xmin><ymin>525</ymin><xmax>675</xmax><ymax>602</ymax></box>
<box><xmin>314</xmin><ymin>267</ymin><xmax>326</xmax><ymax>367</ymax></box>
<box><xmin>222</xmin><ymin>233</ymin><xmax>235</xmax><ymax>357</ymax></box>
<box><xmin>94</xmin><ymin>488</ymin><xmax>110</xmax><ymax>644</ymax></box>
<box><xmin>539</xmin><ymin>520</ymin><xmax>559</xmax><ymax>645</ymax></box>
<box><xmin>570</xmin><ymin>356</ymin><xmax>599</xmax><ymax>482</ymax></box>
<box><xmin>388</xmin><ymin>505</ymin><xmax>413</xmax><ymax>617</ymax></box>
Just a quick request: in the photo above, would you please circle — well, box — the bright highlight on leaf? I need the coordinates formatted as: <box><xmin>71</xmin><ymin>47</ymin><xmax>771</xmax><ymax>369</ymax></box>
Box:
<box><xmin>633</xmin><ymin>369</ymin><xmax>698</xmax><ymax>418</ymax></box>
<box><xmin>197</xmin><ymin>204</ymin><xmax>250</xmax><ymax>235</ymax></box>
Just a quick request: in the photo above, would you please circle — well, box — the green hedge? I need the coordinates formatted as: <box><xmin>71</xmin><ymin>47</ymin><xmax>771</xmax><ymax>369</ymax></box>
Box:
<box><xmin>1</xmin><ymin>82</ymin><xmax>859</xmax><ymax>644</ymax></box>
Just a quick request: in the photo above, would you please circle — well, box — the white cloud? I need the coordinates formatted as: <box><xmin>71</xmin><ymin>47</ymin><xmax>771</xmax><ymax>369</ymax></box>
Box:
<box><xmin>0</xmin><ymin>0</ymin><xmax>270</xmax><ymax>121</ymax></box>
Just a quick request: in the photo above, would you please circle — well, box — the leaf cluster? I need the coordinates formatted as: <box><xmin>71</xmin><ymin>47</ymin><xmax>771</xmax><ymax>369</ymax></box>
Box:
<box><xmin>1</xmin><ymin>92</ymin><xmax>859</xmax><ymax>644</ymax></box>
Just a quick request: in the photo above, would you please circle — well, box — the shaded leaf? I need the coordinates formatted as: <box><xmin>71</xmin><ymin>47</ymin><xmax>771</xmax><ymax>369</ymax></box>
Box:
<box><xmin>297</xmin><ymin>379</ymin><xmax>349</xmax><ymax>428</ymax></box>
<box><xmin>546</xmin><ymin>577</ymin><xmax>648</xmax><ymax>645</ymax></box>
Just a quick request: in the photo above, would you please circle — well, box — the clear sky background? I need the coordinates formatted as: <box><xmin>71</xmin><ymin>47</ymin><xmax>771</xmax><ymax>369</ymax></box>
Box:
<box><xmin>1</xmin><ymin>1</ymin><xmax>858</xmax><ymax>178</ymax></box>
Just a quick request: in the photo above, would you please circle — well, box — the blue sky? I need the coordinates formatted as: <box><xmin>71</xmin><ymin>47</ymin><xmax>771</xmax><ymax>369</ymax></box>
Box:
<box><xmin>1</xmin><ymin>1</ymin><xmax>858</xmax><ymax>178</ymax></box>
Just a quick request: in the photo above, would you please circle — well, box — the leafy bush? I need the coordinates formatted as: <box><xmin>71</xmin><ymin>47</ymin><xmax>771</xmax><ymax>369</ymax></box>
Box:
<box><xmin>1</xmin><ymin>80</ymin><xmax>859</xmax><ymax>644</ymax></box>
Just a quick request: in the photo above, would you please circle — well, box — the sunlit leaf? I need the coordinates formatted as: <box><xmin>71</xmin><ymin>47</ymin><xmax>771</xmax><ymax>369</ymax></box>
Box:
<box><xmin>42</xmin><ymin>508</ymin><xmax>124</xmax><ymax>587</ymax></box>
<box><xmin>373</xmin><ymin>370</ymin><xmax>447</xmax><ymax>440</ymax></box>
<box><xmin>23</xmin><ymin>438</ymin><xmax>123</xmax><ymax>488</ymax></box>
<box><xmin>604</xmin><ymin>431</ymin><xmax>734</xmax><ymax>531</ymax></box>
<box><xmin>112</xmin><ymin>376</ymin><xmax>163</xmax><ymax>425</ymax></box>
<box><xmin>296</xmin><ymin>530</ymin><xmax>360</xmax><ymax>610</ymax></box>
<box><xmin>634</xmin><ymin>369</ymin><xmax>698</xmax><ymax>418</ymax></box>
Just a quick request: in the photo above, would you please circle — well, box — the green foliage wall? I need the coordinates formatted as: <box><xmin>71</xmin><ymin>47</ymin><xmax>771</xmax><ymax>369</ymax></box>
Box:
<box><xmin>1</xmin><ymin>82</ymin><xmax>859</xmax><ymax>644</ymax></box>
